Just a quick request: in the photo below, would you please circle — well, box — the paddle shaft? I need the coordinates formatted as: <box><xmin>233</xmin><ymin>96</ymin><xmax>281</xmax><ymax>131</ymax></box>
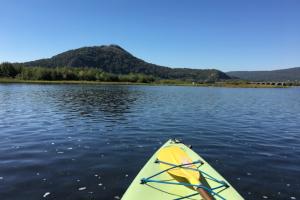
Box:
<box><xmin>197</xmin><ymin>187</ymin><xmax>213</xmax><ymax>200</ymax></box>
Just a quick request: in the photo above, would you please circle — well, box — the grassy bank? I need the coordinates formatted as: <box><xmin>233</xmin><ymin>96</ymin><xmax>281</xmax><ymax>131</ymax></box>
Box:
<box><xmin>0</xmin><ymin>78</ymin><xmax>289</xmax><ymax>88</ymax></box>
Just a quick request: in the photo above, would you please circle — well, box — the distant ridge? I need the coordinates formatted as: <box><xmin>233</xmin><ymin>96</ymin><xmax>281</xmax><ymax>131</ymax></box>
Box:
<box><xmin>22</xmin><ymin>45</ymin><xmax>230</xmax><ymax>82</ymax></box>
<box><xmin>227</xmin><ymin>67</ymin><xmax>300</xmax><ymax>82</ymax></box>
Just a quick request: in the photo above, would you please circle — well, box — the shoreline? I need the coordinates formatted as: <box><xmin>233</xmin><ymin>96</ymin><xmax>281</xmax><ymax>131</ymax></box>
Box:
<box><xmin>0</xmin><ymin>78</ymin><xmax>289</xmax><ymax>88</ymax></box>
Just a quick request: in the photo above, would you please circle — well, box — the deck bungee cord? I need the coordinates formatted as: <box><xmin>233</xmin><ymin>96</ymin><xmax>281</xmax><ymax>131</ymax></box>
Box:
<box><xmin>140</xmin><ymin>158</ymin><xmax>229</xmax><ymax>200</ymax></box>
<box><xmin>121</xmin><ymin>139</ymin><xmax>244</xmax><ymax>200</ymax></box>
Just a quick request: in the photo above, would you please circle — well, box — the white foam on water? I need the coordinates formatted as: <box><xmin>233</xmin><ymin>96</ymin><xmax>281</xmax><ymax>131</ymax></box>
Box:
<box><xmin>78</xmin><ymin>187</ymin><xmax>86</xmax><ymax>191</ymax></box>
<box><xmin>43</xmin><ymin>192</ymin><xmax>50</xmax><ymax>198</ymax></box>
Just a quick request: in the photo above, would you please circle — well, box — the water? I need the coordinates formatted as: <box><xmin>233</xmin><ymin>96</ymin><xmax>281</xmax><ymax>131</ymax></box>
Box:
<box><xmin>0</xmin><ymin>84</ymin><xmax>299</xmax><ymax>200</ymax></box>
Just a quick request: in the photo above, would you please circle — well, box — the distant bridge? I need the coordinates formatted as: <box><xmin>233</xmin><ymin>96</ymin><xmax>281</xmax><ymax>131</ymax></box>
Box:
<box><xmin>248</xmin><ymin>82</ymin><xmax>287</xmax><ymax>86</ymax></box>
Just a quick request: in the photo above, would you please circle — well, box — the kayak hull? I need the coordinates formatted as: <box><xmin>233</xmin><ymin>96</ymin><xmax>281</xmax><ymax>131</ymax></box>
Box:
<box><xmin>122</xmin><ymin>139</ymin><xmax>244</xmax><ymax>200</ymax></box>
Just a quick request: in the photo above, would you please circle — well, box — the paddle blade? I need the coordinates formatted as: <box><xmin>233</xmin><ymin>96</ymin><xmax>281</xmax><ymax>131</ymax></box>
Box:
<box><xmin>157</xmin><ymin>146</ymin><xmax>200</xmax><ymax>185</ymax></box>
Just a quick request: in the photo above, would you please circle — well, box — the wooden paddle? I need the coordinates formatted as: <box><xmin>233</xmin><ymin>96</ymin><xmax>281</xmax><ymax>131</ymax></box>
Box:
<box><xmin>157</xmin><ymin>146</ymin><xmax>213</xmax><ymax>200</ymax></box>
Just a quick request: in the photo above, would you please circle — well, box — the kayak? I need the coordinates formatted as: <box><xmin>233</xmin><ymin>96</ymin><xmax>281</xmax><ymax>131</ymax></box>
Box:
<box><xmin>122</xmin><ymin>139</ymin><xmax>244</xmax><ymax>200</ymax></box>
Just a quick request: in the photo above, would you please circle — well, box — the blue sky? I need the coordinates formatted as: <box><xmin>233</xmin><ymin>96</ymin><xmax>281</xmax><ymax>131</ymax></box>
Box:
<box><xmin>0</xmin><ymin>0</ymin><xmax>299</xmax><ymax>71</ymax></box>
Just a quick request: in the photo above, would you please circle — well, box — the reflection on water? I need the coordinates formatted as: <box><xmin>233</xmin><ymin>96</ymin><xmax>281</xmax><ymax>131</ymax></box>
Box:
<box><xmin>53</xmin><ymin>85</ymin><xmax>140</xmax><ymax>119</ymax></box>
<box><xmin>0</xmin><ymin>84</ymin><xmax>299</xmax><ymax>200</ymax></box>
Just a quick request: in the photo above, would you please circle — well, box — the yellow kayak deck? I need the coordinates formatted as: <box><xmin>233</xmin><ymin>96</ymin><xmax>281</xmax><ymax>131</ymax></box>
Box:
<box><xmin>122</xmin><ymin>139</ymin><xmax>244</xmax><ymax>200</ymax></box>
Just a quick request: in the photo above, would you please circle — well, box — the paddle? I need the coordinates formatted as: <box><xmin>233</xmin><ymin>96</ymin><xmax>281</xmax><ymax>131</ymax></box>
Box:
<box><xmin>157</xmin><ymin>146</ymin><xmax>213</xmax><ymax>200</ymax></box>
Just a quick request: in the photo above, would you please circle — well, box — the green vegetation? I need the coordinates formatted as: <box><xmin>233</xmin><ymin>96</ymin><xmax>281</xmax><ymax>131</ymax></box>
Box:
<box><xmin>0</xmin><ymin>62</ymin><xmax>154</xmax><ymax>83</ymax></box>
<box><xmin>22</xmin><ymin>45</ymin><xmax>230</xmax><ymax>82</ymax></box>
<box><xmin>1</xmin><ymin>44</ymin><xmax>297</xmax><ymax>88</ymax></box>
<box><xmin>0</xmin><ymin>63</ymin><xmax>291</xmax><ymax>88</ymax></box>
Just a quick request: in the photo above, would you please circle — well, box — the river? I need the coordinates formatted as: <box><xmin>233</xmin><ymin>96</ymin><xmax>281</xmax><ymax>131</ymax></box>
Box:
<box><xmin>0</xmin><ymin>84</ymin><xmax>299</xmax><ymax>199</ymax></box>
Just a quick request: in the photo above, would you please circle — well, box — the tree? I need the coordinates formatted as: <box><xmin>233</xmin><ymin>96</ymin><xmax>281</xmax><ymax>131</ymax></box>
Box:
<box><xmin>0</xmin><ymin>62</ymin><xmax>18</xmax><ymax>77</ymax></box>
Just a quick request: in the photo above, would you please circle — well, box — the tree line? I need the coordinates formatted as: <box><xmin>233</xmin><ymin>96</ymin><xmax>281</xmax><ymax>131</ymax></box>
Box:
<box><xmin>0</xmin><ymin>62</ymin><xmax>155</xmax><ymax>83</ymax></box>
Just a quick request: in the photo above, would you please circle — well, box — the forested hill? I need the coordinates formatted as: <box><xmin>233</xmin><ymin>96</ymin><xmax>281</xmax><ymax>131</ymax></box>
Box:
<box><xmin>227</xmin><ymin>67</ymin><xmax>300</xmax><ymax>82</ymax></box>
<box><xmin>23</xmin><ymin>45</ymin><xmax>230</xmax><ymax>82</ymax></box>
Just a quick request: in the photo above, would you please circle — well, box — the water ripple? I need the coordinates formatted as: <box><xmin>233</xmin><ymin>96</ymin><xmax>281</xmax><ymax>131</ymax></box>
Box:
<box><xmin>0</xmin><ymin>84</ymin><xmax>299</xmax><ymax>199</ymax></box>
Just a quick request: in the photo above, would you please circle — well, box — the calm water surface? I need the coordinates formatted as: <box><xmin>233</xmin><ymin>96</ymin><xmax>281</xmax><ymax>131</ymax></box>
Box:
<box><xmin>0</xmin><ymin>84</ymin><xmax>299</xmax><ymax>200</ymax></box>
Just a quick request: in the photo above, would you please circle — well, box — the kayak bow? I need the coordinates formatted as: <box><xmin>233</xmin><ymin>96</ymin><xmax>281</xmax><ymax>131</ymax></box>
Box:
<box><xmin>122</xmin><ymin>139</ymin><xmax>244</xmax><ymax>200</ymax></box>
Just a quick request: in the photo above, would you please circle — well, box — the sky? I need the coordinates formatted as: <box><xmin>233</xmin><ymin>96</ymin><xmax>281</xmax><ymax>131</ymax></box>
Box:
<box><xmin>0</xmin><ymin>0</ymin><xmax>299</xmax><ymax>71</ymax></box>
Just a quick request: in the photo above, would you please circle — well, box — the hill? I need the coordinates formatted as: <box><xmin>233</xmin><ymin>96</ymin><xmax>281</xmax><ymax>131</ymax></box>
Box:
<box><xmin>227</xmin><ymin>67</ymin><xmax>300</xmax><ymax>82</ymax></box>
<box><xmin>23</xmin><ymin>45</ymin><xmax>230</xmax><ymax>82</ymax></box>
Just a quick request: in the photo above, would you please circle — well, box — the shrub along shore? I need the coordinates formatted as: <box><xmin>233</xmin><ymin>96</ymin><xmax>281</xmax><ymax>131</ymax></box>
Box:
<box><xmin>0</xmin><ymin>62</ymin><xmax>290</xmax><ymax>88</ymax></box>
<box><xmin>0</xmin><ymin>62</ymin><xmax>155</xmax><ymax>83</ymax></box>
